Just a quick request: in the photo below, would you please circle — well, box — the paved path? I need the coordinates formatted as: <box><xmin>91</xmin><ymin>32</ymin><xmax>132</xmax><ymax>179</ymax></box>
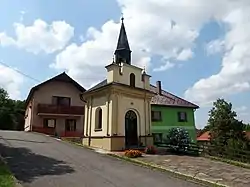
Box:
<box><xmin>135</xmin><ymin>153</ymin><xmax>250</xmax><ymax>187</ymax></box>
<box><xmin>0</xmin><ymin>131</ymin><xmax>201</xmax><ymax>187</ymax></box>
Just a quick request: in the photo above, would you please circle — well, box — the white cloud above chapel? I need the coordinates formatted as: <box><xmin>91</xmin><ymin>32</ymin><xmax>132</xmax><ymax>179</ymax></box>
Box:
<box><xmin>0</xmin><ymin>19</ymin><xmax>74</xmax><ymax>54</ymax></box>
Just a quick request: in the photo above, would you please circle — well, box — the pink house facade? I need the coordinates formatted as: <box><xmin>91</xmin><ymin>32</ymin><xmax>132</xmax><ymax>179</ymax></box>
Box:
<box><xmin>24</xmin><ymin>72</ymin><xmax>86</xmax><ymax>137</ymax></box>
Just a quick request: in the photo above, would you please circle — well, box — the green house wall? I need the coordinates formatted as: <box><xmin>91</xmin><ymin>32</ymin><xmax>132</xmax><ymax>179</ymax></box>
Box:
<box><xmin>151</xmin><ymin>105</ymin><xmax>197</xmax><ymax>143</ymax></box>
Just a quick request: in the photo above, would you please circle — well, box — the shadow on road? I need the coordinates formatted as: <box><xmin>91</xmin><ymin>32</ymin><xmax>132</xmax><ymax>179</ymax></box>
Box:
<box><xmin>0</xmin><ymin>143</ymin><xmax>75</xmax><ymax>183</ymax></box>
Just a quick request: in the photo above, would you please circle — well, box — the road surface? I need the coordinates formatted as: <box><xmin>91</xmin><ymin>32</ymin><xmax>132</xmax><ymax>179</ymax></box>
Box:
<box><xmin>0</xmin><ymin>131</ymin><xmax>202</xmax><ymax>187</ymax></box>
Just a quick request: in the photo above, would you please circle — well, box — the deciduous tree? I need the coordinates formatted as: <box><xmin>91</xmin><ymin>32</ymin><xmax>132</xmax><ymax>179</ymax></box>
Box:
<box><xmin>207</xmin><ymin>98</ymin><xmax>249</xmax><ymax>150</ymax></box>
<box><xmin>0</xmin><ymin>88</ymin><xmax>25</xmax><ymax>130</ymax></box>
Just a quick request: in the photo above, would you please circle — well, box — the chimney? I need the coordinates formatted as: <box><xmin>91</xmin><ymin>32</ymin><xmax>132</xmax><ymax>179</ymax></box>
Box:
<box><xmin>156</xmin><ymin>81</ymin><xmax>162</xmax><ymax>95</ymax></box>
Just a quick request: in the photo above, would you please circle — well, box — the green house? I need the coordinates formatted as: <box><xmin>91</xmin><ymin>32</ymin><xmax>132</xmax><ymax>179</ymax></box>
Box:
<box><xmin>150</xmin><ymin>81</ymin><xmax>199</xmax><ymax>144</ymax></box>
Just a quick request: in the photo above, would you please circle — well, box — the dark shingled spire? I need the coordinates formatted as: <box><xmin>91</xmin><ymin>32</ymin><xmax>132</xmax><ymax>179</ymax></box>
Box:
<box><xmin>114</xmin><ymin>16</ymin><xmax>132</xmax><ymax>65</ymax></box>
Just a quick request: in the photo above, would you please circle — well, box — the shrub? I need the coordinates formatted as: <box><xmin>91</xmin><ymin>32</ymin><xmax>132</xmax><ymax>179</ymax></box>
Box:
<box><xmin>164</xmin><ymin>127</ymin><xmax>191</xmax><ymax>153</ymax></box>
<box><xmin>124</xmin><ymin>150</ymin><xmax>142</xmax><ymax>158</ymax></box>
<box><xmin>144</xmin><ymin>145</ymin><xmax>156</xmax><ymax>154</ymax></box>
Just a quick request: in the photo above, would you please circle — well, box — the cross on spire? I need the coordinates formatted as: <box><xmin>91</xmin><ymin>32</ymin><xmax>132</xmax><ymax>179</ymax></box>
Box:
<box><xmin>121</xmin><ymin>13</ymin><xmax>124</xmax><ymax>22</ymax></box>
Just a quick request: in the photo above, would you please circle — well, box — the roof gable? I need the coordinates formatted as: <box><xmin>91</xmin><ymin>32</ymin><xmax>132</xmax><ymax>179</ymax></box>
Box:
<box><xmin>25</xmin><ymin>72</ymin><xmax>86</xmax><ymax>106</ymax></box>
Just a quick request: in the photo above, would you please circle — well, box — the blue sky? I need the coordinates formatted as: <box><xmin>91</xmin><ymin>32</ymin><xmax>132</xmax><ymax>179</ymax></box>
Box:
<box><xmin>0</xmin><ymin>0</ymin><xmax>250</xmax><ymax>128</ymax></box>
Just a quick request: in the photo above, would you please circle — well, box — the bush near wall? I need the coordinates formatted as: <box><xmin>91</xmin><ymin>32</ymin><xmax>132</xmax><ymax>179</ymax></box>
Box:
<box><xmin>144</xmin><ymin>146</ymin><xmax>157</xmax><ymax>154</ymax></box>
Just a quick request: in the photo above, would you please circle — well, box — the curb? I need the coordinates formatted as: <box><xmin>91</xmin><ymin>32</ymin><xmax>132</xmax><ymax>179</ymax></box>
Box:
<box><xmin>107</xmin><ymin>153</ymin><xmax>228</xmax><ymax>187</ymax></box>
<box><xmin>206</xmin><ymin>155</ymin><xmax>250</xmax><ymax>170</ymax></box>
<box><xmin>61</xmin><ymin>138</ymin><xmax>95</xmax><ymax>151</ymax></box>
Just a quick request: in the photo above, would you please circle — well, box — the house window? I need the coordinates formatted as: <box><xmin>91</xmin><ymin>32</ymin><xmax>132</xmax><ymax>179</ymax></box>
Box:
<box><xmin>95</xmin><ymin>107</ymin><xmax>102</xmax><ymax>130</ymax></box>
<box><xmin>43</xmin><ymin>119</ymin><xmax>56</xmax><ymax>128</ymax></box>
<box><xmin>178</xmin><ymin>112</ymin><xmax>187</xmax><ymax>122</ymax></box>
<box><xmin>152</xmin><ymin>133</ymin><xmax>163</xmax><ymax>144</ymax></box>
<box><xmin>130</xmin><ymin>73</ymin><xmax>135</xmax><ymax>87</ymax></box>
<box><xmin>65</xmin><ymin>119</ymin><xmax>76</xmax><ymax>131</ymax></box>
<box><xmin>151</xmin><ymin>111</ymin><xmax>162</xmax><ymax>122</ymax></box>
<box><xmin>52</xmin><ymin>96</ymin><xmax>71</xmax><ymax>106</ymax></box>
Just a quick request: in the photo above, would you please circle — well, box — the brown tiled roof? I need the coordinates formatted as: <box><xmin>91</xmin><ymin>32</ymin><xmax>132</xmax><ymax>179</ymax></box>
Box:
<box><xmin>86</xmin><ymin>79</ymin><xmax>199</xmax><ymax>108</ymax></box>
<box><xmin>150</xmin><ymin>84</ymin><xmax>199</xmax><ymax>108</ymax></box>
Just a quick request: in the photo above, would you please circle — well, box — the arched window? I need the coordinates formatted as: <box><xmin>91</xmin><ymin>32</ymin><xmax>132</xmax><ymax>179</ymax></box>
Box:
<box><xmin>95</xmin><ymin>107</ymin><xmax>102</xmax><ymax>130</ymax></box>
<box><xmin>130</xmin><ymin>73</ymin><xmax>135</xmax><ymax>87</ymax></box>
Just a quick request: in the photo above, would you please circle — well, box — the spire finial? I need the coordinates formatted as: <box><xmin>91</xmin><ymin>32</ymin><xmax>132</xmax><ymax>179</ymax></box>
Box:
<box><xmin>143</xmin><ymin>65</ymin><xmax>146</xmax><ymax>74</ymax></box>
<box><xmin>121</xmin><ymin>13</ymin><xmax>124</xmax><ymax>22</ymax></box>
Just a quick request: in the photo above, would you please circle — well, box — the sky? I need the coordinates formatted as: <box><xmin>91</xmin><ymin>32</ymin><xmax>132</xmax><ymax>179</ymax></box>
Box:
<box><xmin>0</xmin><ymin>0</ymin><xmax>250</xmax><ymax>129</ymax></box>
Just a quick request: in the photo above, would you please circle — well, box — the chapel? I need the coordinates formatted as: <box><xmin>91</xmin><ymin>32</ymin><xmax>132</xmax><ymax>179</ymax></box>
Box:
<box><xmin>82</xmin><ymin>17</ymin><xmax>155</xmax><ymax>151</ymax></box>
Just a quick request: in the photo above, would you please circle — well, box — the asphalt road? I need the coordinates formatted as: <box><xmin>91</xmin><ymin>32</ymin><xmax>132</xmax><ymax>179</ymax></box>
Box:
<box><xmin>0</xmin><ymin>131</ymin><xmax>202</xmax><ymax>187</ymax></box>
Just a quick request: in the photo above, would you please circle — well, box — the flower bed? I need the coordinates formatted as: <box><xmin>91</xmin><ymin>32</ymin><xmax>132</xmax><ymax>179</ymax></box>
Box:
<box><xmin>124</xmin><ymin>150</ymin><xmax>142</xmax><ymax>158</ymax></box>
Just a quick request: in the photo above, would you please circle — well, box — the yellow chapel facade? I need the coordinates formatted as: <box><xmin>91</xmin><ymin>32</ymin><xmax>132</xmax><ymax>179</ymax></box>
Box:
<box><xmin>82</xmin><ymin>18</ymin><xmax>155</xmax><ymax>151</ymax></box>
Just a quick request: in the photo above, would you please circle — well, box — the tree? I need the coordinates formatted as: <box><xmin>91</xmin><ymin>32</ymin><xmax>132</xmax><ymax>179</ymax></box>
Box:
<box><xmin>207</xmin><ymin>98</ymin><xmax>249</xmax><ymax>149</ymax></box>
<box><xmin>0</xmin><ymin>88</ymin><xmax>25</xmax><ymax>130</ymax></box>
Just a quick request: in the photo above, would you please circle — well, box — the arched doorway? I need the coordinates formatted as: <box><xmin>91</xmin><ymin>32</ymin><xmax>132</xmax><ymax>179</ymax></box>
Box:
<box><xmin>125</xmin><ymin>110</ymin><xmax>138</xmax><ymax>148</ymax></box>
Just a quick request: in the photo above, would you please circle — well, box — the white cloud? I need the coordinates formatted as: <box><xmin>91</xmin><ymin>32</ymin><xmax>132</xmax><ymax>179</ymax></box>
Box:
<box><xmin>153</xmin><ymin>61</ymin><xmax>174</xmax><ymax>72</ymax></box>
<box><xmin>184</xmin><ymin>1</ymin><xmax>250</xmax><ymax>106</ymax></box>
<box><xmin>0</xmin><ymin>19</ymin><xmax>74</xmax><ymax>54</ymax></box>
<box><xmin>0</xmin><ymin>64</ymin><xmax>23</xmax><ymax>99</ymax></box>
<box><xmin>176</xmin><ymin>48</ymin><xmax>194</xmax><ymax>61</ymax></box>
<box><xmin>206</xmin><ymin>39</ymin><xmax>225</xmax><ymax>55</ymax></box>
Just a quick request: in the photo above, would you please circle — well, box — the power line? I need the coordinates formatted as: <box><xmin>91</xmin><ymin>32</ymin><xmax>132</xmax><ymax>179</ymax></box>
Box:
<box><xmin>0</xmin><ymin>61</ymin><xmax>107</xmax><ymax>83</ymax></box>
<box><xmin>0</xmin><ymin>61</ymin><xmax>40</xmax><ymax>82</ymax></box>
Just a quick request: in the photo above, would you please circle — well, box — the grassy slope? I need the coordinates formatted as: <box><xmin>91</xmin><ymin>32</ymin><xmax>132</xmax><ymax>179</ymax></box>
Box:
<box><xmin>0</xmin><ymin>162</ymin><xmax>15</xmax><ymax>187</ymax></box>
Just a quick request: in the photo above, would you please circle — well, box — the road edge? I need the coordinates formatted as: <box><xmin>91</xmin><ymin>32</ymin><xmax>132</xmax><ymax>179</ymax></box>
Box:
<box><xmin>0</xmin><ymin>155</ymin><xmax>23</xmax><ymax>187</ymax></box>
<box><xmin>107</xmin><ymin>153</ymin><xmax>228</xmax><ymax>187</ymax></box>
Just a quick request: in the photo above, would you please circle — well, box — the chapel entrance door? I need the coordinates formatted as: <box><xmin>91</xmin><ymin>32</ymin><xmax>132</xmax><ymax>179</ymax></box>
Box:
<box><xmin>125</xmin><ymin>110</ymin><xmax>138</xmax><ymax>148</ymax></box>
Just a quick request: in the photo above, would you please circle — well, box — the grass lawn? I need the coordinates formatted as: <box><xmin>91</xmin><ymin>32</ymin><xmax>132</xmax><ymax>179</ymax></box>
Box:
<box><xmin>0</xmin><ymin>161</ymin><xmax>15</xmax><ymax>187</ymax></box>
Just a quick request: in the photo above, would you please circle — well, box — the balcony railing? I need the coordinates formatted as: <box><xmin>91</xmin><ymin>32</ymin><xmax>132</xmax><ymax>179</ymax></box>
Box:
<box><xmin>37</xmin><ymin>104</ymin><xmax>84</xmax><ymax>115</ymax></box>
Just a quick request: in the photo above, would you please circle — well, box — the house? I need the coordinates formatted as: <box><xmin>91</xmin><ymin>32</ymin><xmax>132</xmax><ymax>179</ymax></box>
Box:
<box><xmin>197</xmin><ymin>131</ymin><xmax>211</xmax><ymax>143</ymax></box>
<box><xmin>150</xmin><ymin>81</ymin><xmax>199</xmax><ymax>144</ymax></box>
<box><xmin>197</xmin><ymin>130</ymin><xmax>250</xmax><ymax>143</ymax></box>
<box><xmin>24</xmin><ymin>72</ymin><xmax>86</xmax><ymax>137</ymax></box>
<box><xmin>81</xmin><ymin>17</ymin><xmax>155</xmax><ymax>151</ymax></box>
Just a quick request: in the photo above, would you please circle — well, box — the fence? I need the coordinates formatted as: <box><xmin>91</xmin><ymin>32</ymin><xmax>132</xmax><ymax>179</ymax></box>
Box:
<box><xmin>199</xmin><ymin>143</ymin><xmax>250</xmax><ymax>163</ymax></box>
<box><xmin>157</xmin><ymin>143</ymin><xmax>250</xmax><ymax>164</ymax></box>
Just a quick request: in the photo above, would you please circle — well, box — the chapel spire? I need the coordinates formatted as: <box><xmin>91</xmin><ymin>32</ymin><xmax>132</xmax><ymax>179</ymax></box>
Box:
<box><xmin>114</xmin><ymin>16</ymin><xmax>131</xmax><ymax>65</ymax></box>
